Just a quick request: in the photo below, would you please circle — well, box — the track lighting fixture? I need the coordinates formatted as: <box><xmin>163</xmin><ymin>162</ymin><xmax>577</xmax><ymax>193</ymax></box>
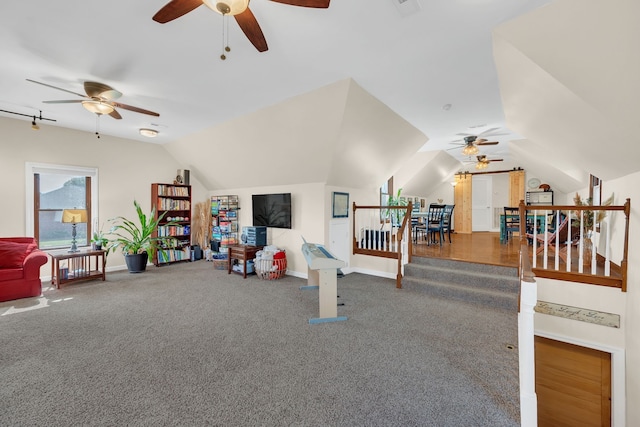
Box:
<box><xmin>0</xmin><ymin>109</ymin><xmax>55</xmax><ymax>129</ymax></box>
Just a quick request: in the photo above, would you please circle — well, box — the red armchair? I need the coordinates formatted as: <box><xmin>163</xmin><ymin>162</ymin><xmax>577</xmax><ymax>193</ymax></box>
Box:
<box><xmin>0</xmin><ymin>237</ymin><xmax>48</xmax><ymax>302</ymax></box>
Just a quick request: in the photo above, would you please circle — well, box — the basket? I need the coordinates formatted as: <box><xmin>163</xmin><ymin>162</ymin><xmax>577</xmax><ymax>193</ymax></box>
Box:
<box><xmin>255</xmin><ymin>257</ymin><xmax>287</xmax><ymax>280</ymax></box>
<box><xmin>212</xmin><ymin>254</ymin><xmax>228</xmax><ymax>270</ymax></box>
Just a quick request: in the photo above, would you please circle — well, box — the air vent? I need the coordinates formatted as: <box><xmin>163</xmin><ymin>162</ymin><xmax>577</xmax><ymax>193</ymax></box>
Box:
<box><xmin>392</xmin><ymin>0</ymin><xmax>421</xmax><ymax>17</ymax></box>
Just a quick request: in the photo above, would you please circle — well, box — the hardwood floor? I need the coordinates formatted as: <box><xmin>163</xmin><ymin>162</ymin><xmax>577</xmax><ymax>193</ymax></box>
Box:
<box><xmin>412</xmin><ymin>232</ymin><xmax>520</xmax><ymax>268</ymax></box>
<box><xmin>414</xmin><ymin>232</ymin><xmax>615</xmax><ymax>281</ymax></box>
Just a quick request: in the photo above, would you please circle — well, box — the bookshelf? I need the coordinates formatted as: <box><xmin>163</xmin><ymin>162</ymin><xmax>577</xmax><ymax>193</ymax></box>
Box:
<box><xmin>151</xmin><ymin>183</ymin><xmax>192</xmax><ymax>266</ymax></box>
<box><xmin>211</xmin><ymin>195</ymin><xmax>238</xmax><ymax>253</ymax></box>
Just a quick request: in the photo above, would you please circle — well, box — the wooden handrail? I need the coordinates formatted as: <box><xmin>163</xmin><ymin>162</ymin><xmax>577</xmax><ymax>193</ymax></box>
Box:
<box><xmin>518</xmin><ymin>198</ymin><xmax>630</xmax><ymax>291</ymax></box>
<box><xmin>352</xmin><ymin>201</ymin><xmax>413</xmax><ymax>289</ymax></box>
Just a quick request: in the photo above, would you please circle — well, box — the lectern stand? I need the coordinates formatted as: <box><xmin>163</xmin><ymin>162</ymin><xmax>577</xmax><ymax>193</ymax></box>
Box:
<box><xmin>301</xmin><ymin>240</ymin><xmax>346</xmax><ymax>324</ymax></box>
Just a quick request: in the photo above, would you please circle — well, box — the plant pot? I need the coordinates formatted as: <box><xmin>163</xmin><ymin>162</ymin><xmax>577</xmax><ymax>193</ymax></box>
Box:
<box><xmin>125</xmin><ymin>252</ymin><xmax>148</xmax><ymax>273</ymax></box>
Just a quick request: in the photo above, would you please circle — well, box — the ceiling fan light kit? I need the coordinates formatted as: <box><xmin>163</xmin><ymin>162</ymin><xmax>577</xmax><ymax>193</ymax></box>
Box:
<box><xmin>203</xmin><ymin>0</ymin><xmax>249</xmax><ymax>15</ymax></box>
<box><xmin>461</xmin><ymin>144</ymin><xmax>479</xmax><ymax>156</ymax></box>
<box><xmin>81</xmin><ymin>100</ymin><xmax>115</xmax><ymax>115</ymax></box>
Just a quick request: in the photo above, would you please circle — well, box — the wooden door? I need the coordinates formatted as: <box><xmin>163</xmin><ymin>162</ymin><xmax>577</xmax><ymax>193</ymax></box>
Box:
<box><xmin>509</xmin><ymin>170</ymin><xmax>525</xmax><ymax>206</ymax></box>
<box><xmin>454</xmin><ymin>173</ymin><xmax>472</xmax><ymax>233</ymax></box>
<box><xmin>535</xmin><ymin>336</ymin><xmax>611</xmax><ymax>427</ymax></box>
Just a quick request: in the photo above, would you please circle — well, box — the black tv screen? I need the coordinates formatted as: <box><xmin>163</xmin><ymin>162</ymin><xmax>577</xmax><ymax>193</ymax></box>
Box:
<box><xmin>252</xmin><ymin>193</ymin><xmax>292</xmax><ymax>229</ymax></box>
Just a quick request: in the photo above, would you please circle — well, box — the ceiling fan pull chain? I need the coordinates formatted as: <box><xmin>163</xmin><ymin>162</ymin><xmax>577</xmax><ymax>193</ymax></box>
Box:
<box><xmin>95</xmin><ymin>114</ymin><xmax>101</xmax><ymax>139</ymax></box>
<box><xmin>220</xmin><ymin>14</ymin><xmax>230</xmax><ymax>60</ymax></box>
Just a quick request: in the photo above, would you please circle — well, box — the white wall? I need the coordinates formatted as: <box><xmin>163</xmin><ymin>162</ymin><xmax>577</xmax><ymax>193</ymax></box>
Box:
<box><xmin>0</xmin><ymin>117</ymin><xmax>207</xmax><ymax>272</ymax></box>
<box><xmin>211</xmin><ymin>183</ymin><xmax>398</xmax><ymax>279</ymax></box>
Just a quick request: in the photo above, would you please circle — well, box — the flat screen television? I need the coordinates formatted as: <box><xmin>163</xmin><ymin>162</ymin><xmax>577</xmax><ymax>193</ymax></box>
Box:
<box><xmin>252</xmin><ymin>193</ymin><xmax>292</xmax><ymax>229</ymax></box>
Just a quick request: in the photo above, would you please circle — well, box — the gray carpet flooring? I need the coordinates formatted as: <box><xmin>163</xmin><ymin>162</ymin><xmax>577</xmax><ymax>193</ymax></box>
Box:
<box><xmin>0</xmin><ymin>261</ymin><xmax>519</xmax><ymax>426</ymax></box>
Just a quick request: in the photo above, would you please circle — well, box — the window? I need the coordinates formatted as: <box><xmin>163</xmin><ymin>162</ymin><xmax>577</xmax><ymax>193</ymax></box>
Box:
<box><xmin>26</xmin><ymin>163</ymin><xmax>98</xmax><ymax>250</ymax></box>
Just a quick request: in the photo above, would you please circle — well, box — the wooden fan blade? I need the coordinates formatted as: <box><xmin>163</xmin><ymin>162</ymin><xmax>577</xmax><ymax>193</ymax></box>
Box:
<box><xmin>153</xmin><ymin>0</ymin><xmax>203</xmax><ymax>23</ymax></box>
<box><xmin>477</xmin><ymin>140</ymin><xmax>499</xmax><ymax>146</ymax></box>
<box><xmin>269</xmin><ymin>0</ymin><xmax>330</xmax><ymax>7</ymax></box>
<box><xmin>109</xmin><ymin>109</ymin><xmax>122</xmax><ymax>120</ymax></box>
<box><xmin>84</xmin><ymin>82</ymin><xmax>122</xmax><ymax>100</ymax></box>
<box><xmin>234</xmin><ymin>8</ymin><xmax>268</xmax><ymax>52</ymax></box>
<box><xmin>27</xmin><ymin>79</ymin><xmax>87</xmax><ymax>98</ymax></box>
<box><xmin>43</xmin><ymin>100</ymin><xmax>84</xmax><ymax>104</ymax></box>
<box><xmin>491</xmin><ymin>159</ymin><xmax>504</xmax><ymax>162</ymax></box>
<box><xmin>111</xmin><ymin>101</ymin><xmax>160</xmax><ymax>117</ymax></box>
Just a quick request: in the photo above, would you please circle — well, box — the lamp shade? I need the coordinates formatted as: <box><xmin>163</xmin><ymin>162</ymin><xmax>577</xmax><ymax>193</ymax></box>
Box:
<box><xmin>82</xmin><ymin>100</ymin><xmax>115</xmax><ymax>115</ymax></box>
<box><xmin>61</xmin><ymin>209</ymin><xmax>88</xmax><ymax>224</ymax></box>
<box><xmin>203</xmin><ymin>0</ymin><xmax>249</xmax><ymax>15</ymax></box>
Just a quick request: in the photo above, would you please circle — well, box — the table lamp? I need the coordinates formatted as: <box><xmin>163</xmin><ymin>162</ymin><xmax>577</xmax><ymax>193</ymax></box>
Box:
<box><xmin>61</xmin><ymin>209</ymin><xmax>88</xmax><ymax>253</ymax></box>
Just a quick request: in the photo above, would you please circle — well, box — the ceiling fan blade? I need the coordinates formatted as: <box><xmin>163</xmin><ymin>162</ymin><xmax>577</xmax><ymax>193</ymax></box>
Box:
<box><xmin>153</xmin><ymin>0</ymin><xmax>203</xmax><ymax>23</ymax></box>
<box><xmin>27</xmin><ymin>79</ymin><xmax>87</xmax><ymax>98</ymax></box>
<box><xmin>477</xmin><ymin>127</ymin><xmax>500</xmax><ymax>137</ymax></box>
<box><xmin>43</xmin><ymin>100</ymin><xmax>84</xmax><ymax>104</ymax></box>
<box><xmin>111</xmin><ymin>101</ymin><xmax>160</xmax><ymax>117</ymax></box>
<box><xmin>269</xmin><ymin>0</ymin><xmax>330</xmax><ymax>7</ymax></box>
<box><xmin>234</xmin><ymin>7</ymin><xmax>268</xmax><ymax>52</ymax></box>
<box><xmin>84</xmin><ymin>82</ymin><xmax>122</xmax><ymax>100</ymax></box>
<box><xmin>491</xmin><ymin>159</ymin><xmax>504</xmax><ymax>162</ymax></box>
<box><xmin>476</xmin><ymin>140</ymin><xmax>499</xmax><ymax>146</ymax></box>
<box><xmin>108</xmin><ymin>109</ymin><xmax>122</xmax><ymax>120</ymax></box>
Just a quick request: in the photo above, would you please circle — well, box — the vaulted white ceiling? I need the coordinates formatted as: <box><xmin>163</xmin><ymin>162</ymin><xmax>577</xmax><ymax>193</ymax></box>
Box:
<box><xmin>0</xmin><ymin>0</ymin><xmax>637</xmax><ymax>195</ymax></box>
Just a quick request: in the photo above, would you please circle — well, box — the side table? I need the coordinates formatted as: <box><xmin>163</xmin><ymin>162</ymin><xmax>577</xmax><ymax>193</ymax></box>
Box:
<box><xmin>227</xmin><ymin>245</ymin><xmax>264</xmax><ymax>278</ymax></box>
<box><xmin>50</xmin><ymin>249</ymin><xmax>106</xmax><ymax>289</ymax></box>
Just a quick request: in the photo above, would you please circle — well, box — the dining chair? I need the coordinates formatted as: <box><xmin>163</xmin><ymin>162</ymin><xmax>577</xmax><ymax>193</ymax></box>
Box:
<box><xmin>426</xmin><ymin>204</ymin><xmax>446</xmax><ymax>246</ymax></box>
<box><xmin>503</xmin><ymin>206</ymin><xmax>520</xmax><ymax>241</ymax></box>
<box><xmin>442</xmin><ymin>204</ymin><xmax>455</xmax><ymax>243</ymax></box>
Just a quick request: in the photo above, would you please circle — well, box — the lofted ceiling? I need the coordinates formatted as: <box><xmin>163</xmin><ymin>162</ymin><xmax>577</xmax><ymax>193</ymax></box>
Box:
<box><xmin>0</xmin><ymin>0</ymin><xmax>637</xmax><ymax>195</ymax></box>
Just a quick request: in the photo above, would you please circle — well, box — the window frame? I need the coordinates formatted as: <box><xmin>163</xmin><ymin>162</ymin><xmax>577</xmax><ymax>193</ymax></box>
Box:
<box><xmin>26</xmin><ymin>162</ymin><xmax>99</xmax><ymax>249</ymax></box>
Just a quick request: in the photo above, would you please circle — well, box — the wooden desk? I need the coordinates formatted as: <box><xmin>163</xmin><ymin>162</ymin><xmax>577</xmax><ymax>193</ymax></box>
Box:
<box><xmin>227</xmin><ymin>245</ymin><xmax>263</xmax><ymax>278</ymax></box>
<box><xmin>50</xmin><ymin>249</ymin><xmax>106</xmax><ymax>289</ymax></box>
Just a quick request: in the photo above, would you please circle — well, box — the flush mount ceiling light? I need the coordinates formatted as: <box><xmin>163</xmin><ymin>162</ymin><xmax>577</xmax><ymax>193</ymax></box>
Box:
<box><xmin>139</xmin><ymin>128</ymin><xmax>159</xmax><ymax>138</ymax></box>
<box><xmin>81</xmin><ymin>100</ymin><xmax>115</xmax><ymax>115</ymax></box>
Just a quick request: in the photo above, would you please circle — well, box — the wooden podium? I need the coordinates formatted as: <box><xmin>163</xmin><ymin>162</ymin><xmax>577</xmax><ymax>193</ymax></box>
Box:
<box><xmin>301</xmin><ymin>240</ymin><xmax>346</xmax><ymax>324</ymax></box>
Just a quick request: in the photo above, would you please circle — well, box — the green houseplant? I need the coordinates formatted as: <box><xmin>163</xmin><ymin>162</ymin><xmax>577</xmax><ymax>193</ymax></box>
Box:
<box><xmin>91</xmin><ymin>226</ymin><xmax>109</xmax><ymax>250</ymax></box>
<box><xmin>383</xmin><ymin>188</ymin><xmax>409</xmax><ymax>227</ymax></box>
<box><xmin>107</xmin><ymin>200</ymin><xmax>176</xmax><ymax>273</ymax></box>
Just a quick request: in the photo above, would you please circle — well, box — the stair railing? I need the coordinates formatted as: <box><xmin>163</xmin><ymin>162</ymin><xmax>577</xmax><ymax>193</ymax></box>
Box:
<box><xmin>352</xmin><ymin>201</ymin><xmax>413</xmax><ymax>288</ymax></box>
<box><xmin>518</xmin><ymin>198</ymin><xmax>630</xmax><ymax>291</ymax></box>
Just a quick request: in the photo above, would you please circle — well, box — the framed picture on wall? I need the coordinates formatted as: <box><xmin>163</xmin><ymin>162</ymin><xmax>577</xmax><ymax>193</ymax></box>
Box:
<box><xmin>332</xmin><ymin>192</ymin><xmax>349</xmax><ymax>218</ymax></box>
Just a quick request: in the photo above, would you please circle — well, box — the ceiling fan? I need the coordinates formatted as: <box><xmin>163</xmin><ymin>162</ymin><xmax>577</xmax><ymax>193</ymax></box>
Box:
<box><xmin>448</xmin><ymin>135</ymin><xmax>499</xmax><ymax>156</ymax></box>
<box><xmin>26</xmin><ymin>79</ymin><xmax>159</xmax><ymax>119</ymax></box>
<box><xmin>152</xmin><ymin>0</ymin><xmax>331</xmax><ymax>55</ymax></box>
<box><xmin>474</xmin><ymin>154</ymin><xmax>503</xmax><ymax>170</ymax></box>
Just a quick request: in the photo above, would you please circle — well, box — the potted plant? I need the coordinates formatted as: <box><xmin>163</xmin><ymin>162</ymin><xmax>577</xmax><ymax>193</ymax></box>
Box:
<box><xmin>107</xmin><ymin>200</ymin><xmax>177</xmax><ymax>273</ymax></box>
<box><xmin>383</xmin><ymin>188</ymin><xmax>409</xmax><ymax>227</ymax></box>
<box><xmin>91</xmin><ymin>227</ymin><xmax>109</xmax><ymax>251</ymax></box>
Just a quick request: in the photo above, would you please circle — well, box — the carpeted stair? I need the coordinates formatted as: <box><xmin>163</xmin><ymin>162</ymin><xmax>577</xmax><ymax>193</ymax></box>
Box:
<box><xmin>403</xmin><ymin>257</ymin><xmax>519</xmax><ymax>311</ymax></box>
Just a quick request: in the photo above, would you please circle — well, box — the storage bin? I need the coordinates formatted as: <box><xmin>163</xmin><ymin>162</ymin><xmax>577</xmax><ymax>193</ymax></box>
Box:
<box><xmin>212</xmin><ymin>253</ymin><xmax>227</xmax><ymax>270</ymax></box>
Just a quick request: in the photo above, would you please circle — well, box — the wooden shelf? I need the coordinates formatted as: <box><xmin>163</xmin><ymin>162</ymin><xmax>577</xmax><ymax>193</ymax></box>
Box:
<box><xmin>152</xmin><ymin>183</ymin><xmax>192</xmax><ymax>266</ymax></box>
